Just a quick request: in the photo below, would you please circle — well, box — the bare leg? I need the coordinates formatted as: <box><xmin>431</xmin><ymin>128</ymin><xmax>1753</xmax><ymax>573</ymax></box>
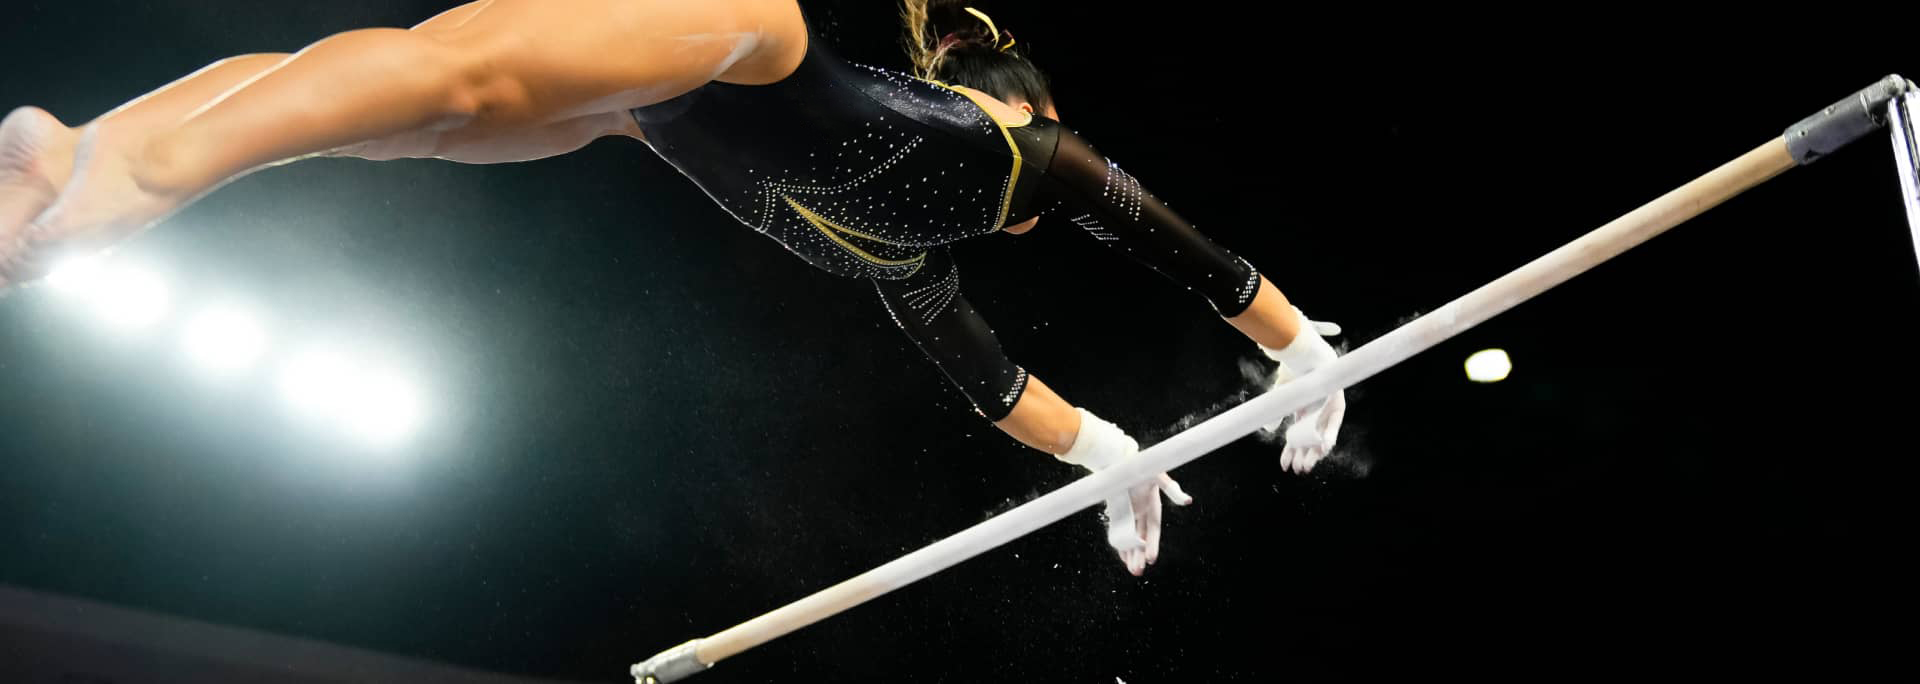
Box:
<box><xmin>0</xmin><ymin>54</ymin><xmax>287</xmax><ymax>276</ymax></box>
<box><xmin>5</xmin><ymin>0</ymin><xmax>500</xmax><ymax>209</ymax></box>
<box><xmin>338</xmin><ymin>110</ymin><xmax>642</xmax><ymax>164</ymax></box>
<box><xmin>95</xmin><ymin>55</ymin><xmax>295</xmax><ymax>146</ymax></box>
<box><xmin>137</xmin><ymin>0</ymin><xmax>804</xmax><ymax>194</ymax></box>
<box><xmin>1</xmin><ymin>0</ymin><xmax>802</xmax><ymax>286</ymax></box>
<box><xmin>0</xmin><ymin>109</ymin><xmax>73</xmax><ymax>274</ymax></box>
<box><xmin>89</xmin><ymin>0</ymin><xmax>503</xmax><ymax>150</ymax></box>
<box><xmin>0</xmin><ymin>0</ymin><xmax>586</xmax><ymax>284</ymax></box>
<box><xmin>0</xmin><ymin>60</ymin><xmax>638</xmax><ymax>281</ymax></box>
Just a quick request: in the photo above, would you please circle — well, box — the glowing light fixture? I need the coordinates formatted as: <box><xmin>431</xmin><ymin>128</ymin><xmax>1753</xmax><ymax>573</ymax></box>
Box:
<box><xmin>89</xmin><ymin>263</ymin><xmax>171</xmax><ymax>333</ymax></box>
<box><xmin>1465</xmin><ymin>349</ymin><xmax>1512</xmax><ymax>383</ymax></box>
<box><xmin>181</xmin><ymin>304</ymin><xmax>269</xmax><ymax>374</ymax></box>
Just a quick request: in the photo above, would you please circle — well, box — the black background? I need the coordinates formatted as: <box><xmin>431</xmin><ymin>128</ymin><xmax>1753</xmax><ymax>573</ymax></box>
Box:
<box><xmin>2</xmin><ymin>1</ymin><xmax>1915</xmax><ymax>681</ymax></box>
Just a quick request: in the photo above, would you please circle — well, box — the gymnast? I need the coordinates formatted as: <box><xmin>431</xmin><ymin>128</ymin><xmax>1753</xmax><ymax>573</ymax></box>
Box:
<box><xmin>0</xmin><ymin>0</ymin><xmax>1347</xmax><ymax>576</ymax></box>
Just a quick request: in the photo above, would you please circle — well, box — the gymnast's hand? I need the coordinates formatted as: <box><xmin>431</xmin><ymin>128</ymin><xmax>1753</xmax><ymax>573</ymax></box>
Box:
<box><xmin>1277</xmin><ymin>387</ymin><xmax>1346</xmax><ymax>475</ymax></box>
<box><xmin>1108</xmin><ymin>472</ymin><xmax>1193</xmax><ymax>576</ymax></box>
<box><xmin>1262</xmin><ymin>309</ymin><xmax>1346</xmax><ymax>474</ymax></box>
<box><xmin>1056</xmin><ymin>408</ymin><xmax>1194</xmax><ymax>576</ymax></box>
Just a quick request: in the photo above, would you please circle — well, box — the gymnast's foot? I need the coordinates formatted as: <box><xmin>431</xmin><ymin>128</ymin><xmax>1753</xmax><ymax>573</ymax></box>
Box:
<box><xmin>0</xmin><ymin>106</ymin><xmax>78</xmax><ymax>288</ymax></box>
<box><xmin>0</xmin><ymin>109</ymin><xmax>191</xmax><ymax>289</ymax></box>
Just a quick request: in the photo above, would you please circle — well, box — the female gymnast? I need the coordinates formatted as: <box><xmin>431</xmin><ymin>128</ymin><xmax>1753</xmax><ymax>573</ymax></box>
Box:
<box><xmin>0</xmin><ymin>0</ymin><xmax>1346</xmax><ymax>576</ymax></box>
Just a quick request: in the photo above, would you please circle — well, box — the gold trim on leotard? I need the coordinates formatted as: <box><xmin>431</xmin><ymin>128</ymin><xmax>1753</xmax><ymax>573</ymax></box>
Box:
<box><xmin>782</xmin><ymin>194</ymin><xmax>929</xmax><ymax>272</ymax></box>
<box><xmin>919</xmin><ymin>80</ymin><xmax>1029</xmax><ymax>234</ymax></box>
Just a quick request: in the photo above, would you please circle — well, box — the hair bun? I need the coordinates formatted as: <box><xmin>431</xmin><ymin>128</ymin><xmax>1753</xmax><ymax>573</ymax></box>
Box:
<box><xmin>903</xmin><ymin>1</ymin><xmax>1022</xmax><ymax>77</ymax></box>
<box><xmin>928</xmin><ymin>3</ymin><xmax>1013</xmax><ymax>47</ymax></box>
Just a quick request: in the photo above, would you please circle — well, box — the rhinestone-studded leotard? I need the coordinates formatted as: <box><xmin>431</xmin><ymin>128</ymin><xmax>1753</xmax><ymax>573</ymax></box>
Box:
<box><xmin>631</xmin><ymin>30</ymin><xmax>1055</xmax><ymax>281</ymax></box>
<box><xmin>631</xmin><ymin>31</ymin><xmax>1261</xmax><ymax>421</ymax></box>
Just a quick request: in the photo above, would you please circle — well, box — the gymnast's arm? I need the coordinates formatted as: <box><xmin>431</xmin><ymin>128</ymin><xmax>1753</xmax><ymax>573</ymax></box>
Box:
<box><xmin>872</xmin><ymin>246</ymin><xmax>1193</xmax><ymax>575</ymax></box>
<box><xmin>1023</xmin><ymin>119</ymin><xmax>1347</xmax><ymax>473</ymax></box>
<box><xmin>870</xmin><ymin>248</ymin><xmax>1077</xmax><ymax>452</ymax></box>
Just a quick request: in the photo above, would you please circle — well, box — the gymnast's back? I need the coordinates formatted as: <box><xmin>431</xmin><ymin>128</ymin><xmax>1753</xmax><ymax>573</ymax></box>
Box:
<box><xmin>629</xmin><ymin>25</ymin><xmax>1061</xmax><ymax>281</ymax></box>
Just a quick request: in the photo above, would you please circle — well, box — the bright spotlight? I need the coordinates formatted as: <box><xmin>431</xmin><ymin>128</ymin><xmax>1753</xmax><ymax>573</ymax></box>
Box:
<box><xmin>278</xmin><ymin>348</ymin><xmax>354</xmax><ymax>420</ymax></box>
<box><xmin>1465</xmin><ymin>349</ymin><xmax>1512</xmax><ymax>383</ymax></box>
<box><xmin>279</xmin><ymin>345</ymin><xmax>432</xmax><ymax>449</ymax></box>
<box><xmin>44</xmin><ymin>255</ymin><xmax>106</xmax><ymax>294</ymax></box>
<box><xmin>181</xmin><ymin>304</ymin><xmax>268</xmax><ymax>375</ymax></box>
<box><xmin>90</xmin><ymin>264</ymin><xmax>170</xmax><ymax>332</ymax></box>
<box><xmin>343</xmin><ymin>371</ymin><xmax>426</xmax><ymax>449</ymax></box>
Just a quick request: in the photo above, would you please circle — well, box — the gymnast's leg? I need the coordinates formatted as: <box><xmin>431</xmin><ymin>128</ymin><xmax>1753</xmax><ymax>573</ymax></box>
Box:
<box><xmin>0</xmin><ymin>0</ymin><xmax>806</xmax><ymax>286</ymax></box>
<box><xmin>0</xmin><ymin>1</ymin><xmax>510</xmax><ymax>254</ymax></box>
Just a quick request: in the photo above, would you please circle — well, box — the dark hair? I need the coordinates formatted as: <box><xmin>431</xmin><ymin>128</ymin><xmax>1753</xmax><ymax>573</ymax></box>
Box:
<box><xmin>900</xmin><ymin>1</ymin><xmax>1054</xmax><ymax>113</ymax></box>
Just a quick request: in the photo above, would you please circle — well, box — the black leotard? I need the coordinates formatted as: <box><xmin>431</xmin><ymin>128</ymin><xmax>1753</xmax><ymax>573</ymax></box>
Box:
<box><xmin>632</xmin><ymin>32</ymin><xmax>1261</xmax><ymax>421</ymax></box>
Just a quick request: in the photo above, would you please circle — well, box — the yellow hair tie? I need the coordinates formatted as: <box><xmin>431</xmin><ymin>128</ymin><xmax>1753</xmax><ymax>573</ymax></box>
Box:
<box><xmin>962</xmin><ymin>7</ymin><xmax>1017</xmax><ymax>52</ymax></box>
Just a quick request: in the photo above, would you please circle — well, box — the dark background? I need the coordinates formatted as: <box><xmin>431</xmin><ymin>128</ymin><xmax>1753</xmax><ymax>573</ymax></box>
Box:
<box><xmin>2</xmin><ymin>1</ymin><xmax>1915</xmax><ymax>680</ymax></box>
